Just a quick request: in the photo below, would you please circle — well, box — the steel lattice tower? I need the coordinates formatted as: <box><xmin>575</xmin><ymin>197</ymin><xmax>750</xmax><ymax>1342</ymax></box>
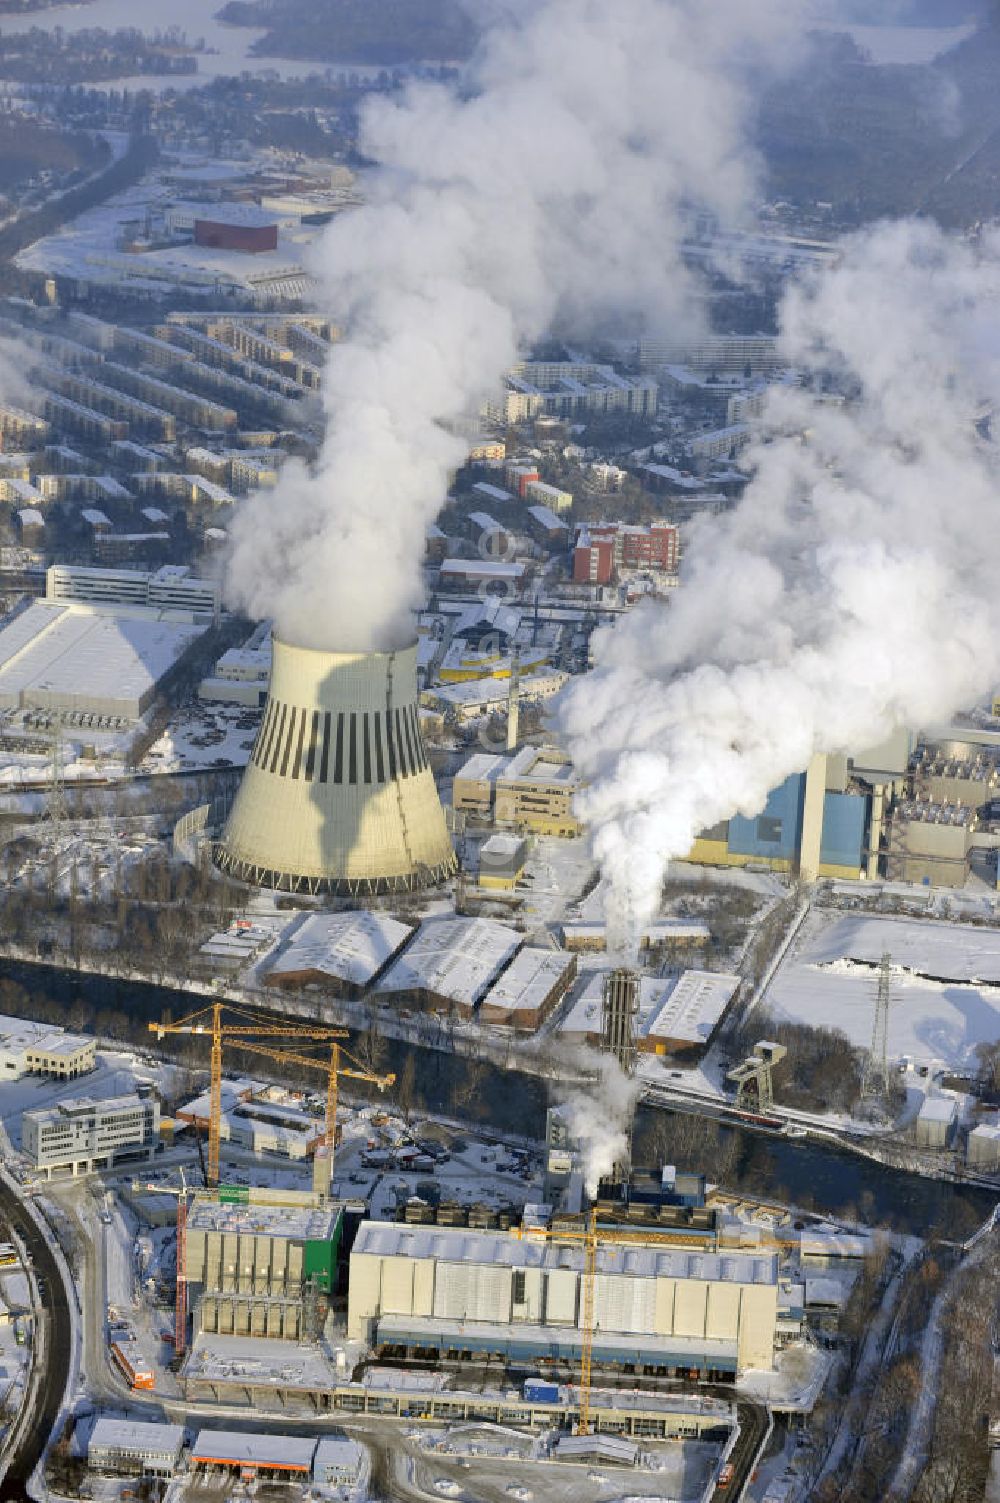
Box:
<box><xmin>862</xmin><ymin>951</ymin><xmax>893</xmax><ymax>1097</ymax></box>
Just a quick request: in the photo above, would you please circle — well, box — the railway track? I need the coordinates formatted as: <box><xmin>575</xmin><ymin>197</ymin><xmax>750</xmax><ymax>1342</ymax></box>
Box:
<box><xmin>0</xmin><ymin>1184</ymin><xmax>72</xmax><ymax>1502</ymax></box>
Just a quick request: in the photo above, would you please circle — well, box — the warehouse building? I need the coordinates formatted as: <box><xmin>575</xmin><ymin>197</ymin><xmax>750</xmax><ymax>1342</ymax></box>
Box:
<box><xmin>191</xmin><ymin>1430</ymin><xmax>315</xmax><ymax>1479</ymax></box>
<box><xmin>560</xmin><ymin>970</ymin><xmax>739</xmax><ymax>1059</ymax></box>
<box><xmin>478</xmin><ymin>948</ymin><xmax>577</xmax><ymax>1029</ymax></box>
<box><xmin>0</xmin><ymin>1014</ymin><xmax>95</xmax><ymax>1080</ymax></box>
<box><xmin>87</xmin><ymin>1417</ymin><xmax>184</xmax><ymax>1479</ymax></box>
<box><xmin>376</xmin><ymin>916</ymin><xmax>522</xmax><ymax>1016</ymax></box>
<box><xmin>265</xmin><ymin>910</ymin><xmax>414</xmax><ymax>994</ymax></box>
<box><xmin>348</xmin><ymin>1221</ymin><xmax>779</xmax><ymax>1373</ymax></box>
<box><xmin>0</xmin><ymin>600</ymin><xmax>210</xmax><ymax>722</ymax></box>
<box><xmin>185</xmin><ymin>1193</ymin><xmax>343</xmax><ymax>1340</ymax></box>
<box><xmin>22</xmin><ymin>1092</ymin><xmax>160</xmax><ymax>1179</ymax></box>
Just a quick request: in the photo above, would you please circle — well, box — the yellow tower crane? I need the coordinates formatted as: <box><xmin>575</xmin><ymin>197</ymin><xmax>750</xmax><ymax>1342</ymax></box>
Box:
<box><xmin>234</xmin><ymin>1037</ymin><xmax>395</xmax><ymax>1191</ymax></box>
<box><xmin>149</xmin><ymin>1001</ymin><xmax>355</xmax><ymax>1187</ymax></box>
<box><xmin>516</xmin><ymin>1209</ymin><xmax>687</xmax><ymax>1436</ymax></box>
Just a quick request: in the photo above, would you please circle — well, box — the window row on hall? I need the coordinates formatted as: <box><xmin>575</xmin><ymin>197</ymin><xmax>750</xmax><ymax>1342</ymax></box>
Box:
<box><xmin>251</xmin><ymin>700</ymin><xmax>428</xmax><ymax>784</ymax></box>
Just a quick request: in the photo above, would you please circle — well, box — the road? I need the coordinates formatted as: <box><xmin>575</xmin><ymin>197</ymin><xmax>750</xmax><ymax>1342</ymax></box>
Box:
<box><xmin>0</xmin><ymin>1181</ymin><xmax>73</xmax><ymax>1502</ymax></box>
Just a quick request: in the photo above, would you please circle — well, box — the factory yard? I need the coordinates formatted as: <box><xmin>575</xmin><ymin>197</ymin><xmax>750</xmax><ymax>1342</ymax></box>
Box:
<box><xmin>765</xmin><ymin>908</ymin><xmax>1000</xmax><ymax>1070</ymax></box>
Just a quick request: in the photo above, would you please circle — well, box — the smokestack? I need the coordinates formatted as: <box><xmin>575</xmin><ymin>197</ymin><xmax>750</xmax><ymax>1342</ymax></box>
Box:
<box><xmin>506</xmin><ymin>651</ymin><xmax>520</xmax><ymax>753</ymax></box>
<box><xmin>216</xmin><ymin>638</ymin><xmax>456</xmax><ymax>895</ymax></box>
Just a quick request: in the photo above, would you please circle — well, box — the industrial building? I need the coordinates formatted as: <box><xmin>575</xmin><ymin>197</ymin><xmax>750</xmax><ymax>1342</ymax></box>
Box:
<box><xmin>478</xmin><ymin>833</ymin><xmax>529</xmax><ymax>890</ymax></box>
<box><xmin>22</xmin><ymin>1092</ymin><xmax>160</xmax><ymax>1179</ymax></box>
<box><xmin>689</xmin><ymin>753</ymin><xmax>869</xmax><ymax>881</ymax></box>
<box><xmin>185</xmin><ymin>1193</ymin><xmax>343</xmax><ymax>1340</ymax></box>
<box><xmin>452</xmin><ymin>753</ymin><xmax>507</xmax><ymax>818</ymax></box>
<box><xmin>886</xmin><ymin>801</ymin><xmax>976</xmax><ymax>889</ymax></box>
<box><xmin>496</xmin><ymin>746</ymin><xmax>582</xmax><ymax>837</ymax></box>
<box><xmin>265</xmin><ymin>909</ymin><xmax>414</xmax><ymax>994</ymax></box>
<box><xmin>0</xmin><ymin>1014</ymin><xmax>95</xmax><ymax>1080</ymax></box>
<box><xmin>451</xmin><ymin>746</ymin><xmax>582</xmax><ymax>834</ymax></box>
<box><xmin>0</xmin><ymin>600</ymin><xmax>209</xmax><ymax>723</ymax></box>
<box><xmin>191</xmin><ymin>1430</ymin><xmax>315</xmax><ymax>1480</ymax></box>
<box><xmin>87</xmin><ymin>1418</ymin><xmax>184</xmax><ymax>1479</ymax></box>
<box><xmin>376</xmin><ymin>915</ymin><xmax>522</xmax><ymax>1016</ymax></box>
<box><xmin>217</xmin><ymin>638</ymin><xmax>457</xmax><ymax>896</ymax></box>
<box><xmin>348</xmin><ymin>1221</ymin><xmax>779</xmax><ymax>1374</ymax></box>
<box><xmin>560</xmin><ymin>970</ymin><xmax>739</xmax><ymax>1059</ymax></box>
<box><xmin>966</xmin><ymin>1123</ymin><xmax>1000</xmax><ymax>1170</ymax></box>
<box><xmin>914</xmin><ymin>1095</ymin><xmax>958</xmax><ymax>1150</ymax></box>
<box><xmin>428</xmin><ymin>669</ymin><xmax>567</xmax><ymax>721</ymax></box>
<box><xmin>478</xmin><ymin>947</ymin><xmax>577</xmax><ymax>1029</ymax></box>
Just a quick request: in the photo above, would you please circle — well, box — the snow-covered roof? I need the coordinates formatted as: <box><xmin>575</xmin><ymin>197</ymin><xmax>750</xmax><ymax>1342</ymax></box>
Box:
<box><xmin>0</xmin><ymin>601</ymin><xmax>204</xmax><ymax>716</ymax></box>
<box><xmin>267</xmin><ymin>910</ymin><xmax>414</xmax><ymax>987</ymax></box>
<box><xmin>479</xmin><ymin>947</ymin><xmax>574</xmax><ymax>1017</ymax></box>
<box><xmin>187</xmin><ymin>1199</ymin><xmax>341</xmax><ymax>1243</ymax></box>
<box><xmin>191</xmin><ymin>1430</ymin><xmax>316</xmax><ymax>1471</ymax></box>
<box><xmin>376</xmin><ymin>916</ymin><xmax>521</xmax><ymax>1005</ymax></box>
<box><xmin>353</xmin><ymin>1220</ymin><xmax>778</xmax><ymax>1284</ymax></box>
<box><xmin>454</xmin><ymin>752</ymin><xmax>508</xmax><ymax>783</ymax></box>
<box><xmin>89</xmin><ymin>1418</ymin><xmax>184</xmax><ymax>1456</ymax></box>
<box><xmin>917</xmin><ymin>1094</ymin><xmax>958</xmax><ymax>1123</ymax></box>
<box><xmin>560</xmin><ymin>969</ymin><xmax>737</xmax><ymax>1047</ymax></box>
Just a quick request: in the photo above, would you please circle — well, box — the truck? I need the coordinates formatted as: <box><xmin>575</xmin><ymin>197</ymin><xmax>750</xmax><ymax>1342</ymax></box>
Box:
<box><xmin>523</xmin><ymin>1379</ymin><xmax>560</xmax><ymax>1404</ymax></box>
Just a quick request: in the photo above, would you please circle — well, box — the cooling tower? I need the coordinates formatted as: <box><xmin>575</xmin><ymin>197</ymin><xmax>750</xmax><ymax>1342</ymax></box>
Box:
<box><xmin>216</xmin><ymin>638</ymin><xmax>456</xmax><ymax>895</ymax></box>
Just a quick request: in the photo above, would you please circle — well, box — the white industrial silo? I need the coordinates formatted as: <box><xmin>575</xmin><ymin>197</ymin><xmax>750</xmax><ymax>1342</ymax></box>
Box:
<box><xmin>216</xmin><ymin>637</ymin><xmax>456</xmax><ymax>895</ymax></box>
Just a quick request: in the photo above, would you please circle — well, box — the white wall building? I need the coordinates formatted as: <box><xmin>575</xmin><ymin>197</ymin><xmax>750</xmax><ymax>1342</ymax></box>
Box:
<box><xmin>22</xmin><ymin>1092</ymin><xmax>160</xmax><ymax>1179</ymax></box>
<box><xmin>348</xmin><ymin>1221</ymin><xmax>779</xmax><ymax>1374</ymax></box>
<box><xmin>88</xmin><ymin>1418</ymin><xmax>184</xmax><ymax>1478</ymax></box>
<box><xmin>0</xmin><ymin>1014</ymin><xmax>95</xmax><ymax>1080</ymax></box>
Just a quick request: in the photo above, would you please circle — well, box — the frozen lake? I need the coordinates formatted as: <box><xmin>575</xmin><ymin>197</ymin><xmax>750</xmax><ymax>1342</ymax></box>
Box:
<box><xmin>0</xmin><ymin>0</ymin><xmax>351</xmax><ymax>87</ymax></box>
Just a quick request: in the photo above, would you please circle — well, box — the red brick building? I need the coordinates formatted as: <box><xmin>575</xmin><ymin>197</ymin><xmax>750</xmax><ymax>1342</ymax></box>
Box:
<box><xmin>573</xmin><ymin>520</ymin><xmax>678</xmax><ymax>584</ymax></box>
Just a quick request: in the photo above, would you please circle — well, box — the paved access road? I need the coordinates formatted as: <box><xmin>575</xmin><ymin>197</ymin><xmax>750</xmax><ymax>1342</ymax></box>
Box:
<box><xmin>0</xmin><ymin>1181</ymin><xmax>72</xmax><ymax>1502</ymax></box>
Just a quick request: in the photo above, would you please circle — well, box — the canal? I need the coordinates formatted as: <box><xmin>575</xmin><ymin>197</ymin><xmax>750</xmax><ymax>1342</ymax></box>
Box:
<box><xmin>2</xmin><ymin>954</ymin><xmax>997</xmax><ymax>1240</ymax></box>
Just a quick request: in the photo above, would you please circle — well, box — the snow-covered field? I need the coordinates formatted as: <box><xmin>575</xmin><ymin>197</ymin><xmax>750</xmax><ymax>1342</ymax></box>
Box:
<box><xmin>765</xmin><ymin>910</ymin><xmax>1000</xmax><ymax>1068</ymax></box>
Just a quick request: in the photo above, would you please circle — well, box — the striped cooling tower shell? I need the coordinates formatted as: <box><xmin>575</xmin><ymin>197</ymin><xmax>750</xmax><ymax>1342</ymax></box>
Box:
<box><xmin>215</xmin><ymin>637</ymin><xmax>456</xmax><ymax>896</ymax></box>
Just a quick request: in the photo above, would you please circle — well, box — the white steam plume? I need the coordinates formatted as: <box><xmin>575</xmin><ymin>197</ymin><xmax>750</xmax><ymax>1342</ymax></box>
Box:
<box><xmin>558</xmin><ymin>219</ymin><xmax>1000</xmax><ymax>950</ymax></box>
<box><xmin>555</xmin><ymin>1055</ymin><xmax>641</xmax><ymax>1200</ymax></box>
<box><xmin>225</xmin><ymin>0</ymin><xmax>811</xmax><ymax>651</ymax></box>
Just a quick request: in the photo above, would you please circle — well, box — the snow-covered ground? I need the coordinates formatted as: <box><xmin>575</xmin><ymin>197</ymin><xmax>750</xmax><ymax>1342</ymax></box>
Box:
<box><xmin>765</xmin><ymin>909</ymin><xmax>1000</xmax><ymax>1069</ymax></box>
<box><xmin>141</xmin><ymin>700</ymin><xmax>260</xmax><ymax>775</ymax></box>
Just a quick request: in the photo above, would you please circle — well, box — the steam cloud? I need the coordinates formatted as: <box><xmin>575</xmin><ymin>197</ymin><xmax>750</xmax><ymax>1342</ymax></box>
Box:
<box><xmin>559</xmin><ymin>219</ymin><xmax>1000</xmax><ymax>949</ymax></box>
<box><xmin>225</xmin><ymin>0</ymin><xmax>809</xmax><ymax>650</ymax></box>
<box><xmin>554</xmin><ymin>1055</ymin><xmax>642</xmax><ymax>1200</ymax></box>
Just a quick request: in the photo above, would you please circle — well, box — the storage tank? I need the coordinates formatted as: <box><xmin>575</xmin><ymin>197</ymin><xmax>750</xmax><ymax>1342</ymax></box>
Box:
<box><xmin>216</xmin><ymin>637</ymin><xmax>456</xmax><ymax>895</ymax></box>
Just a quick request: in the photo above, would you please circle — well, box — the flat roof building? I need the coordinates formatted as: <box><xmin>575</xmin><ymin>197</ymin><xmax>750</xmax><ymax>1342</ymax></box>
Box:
<box><xmin>0</xmin><ymin>1014</ymin><xmax>95</xmax><ymax>1080</ymax></box>
<box><xmin>0</xmin><ymin>600</ymin><xmax>207</xmax><ymax>722</ymax></box>
<box><xmin>349</xmin><ymin>1221</ymin><xmax>778</xmax><ymax>1374</ymax></box>
<box><xmin>23</xmin><ymin>1092</ymin><xmax>159</xmax><ymax>1179</ymax></box>
<box><xmin>496</xmin><ymin>745</ymin><xmax>582</xmax><ymax>837</ymax></box>
<box><xmin>88</xmin><ymin>1417</ymin><xmax>184</xmax><ymax>1479</ymax></box>
<box><xmin>191</xmin><ymin>1430</ymin><xmax>316</xmax><ymax>1477</ymax></box>
<box><xmin>185</xmin><ymin>1192</ymin><xmax>343</xmax><ymax>1340</ymax></box>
